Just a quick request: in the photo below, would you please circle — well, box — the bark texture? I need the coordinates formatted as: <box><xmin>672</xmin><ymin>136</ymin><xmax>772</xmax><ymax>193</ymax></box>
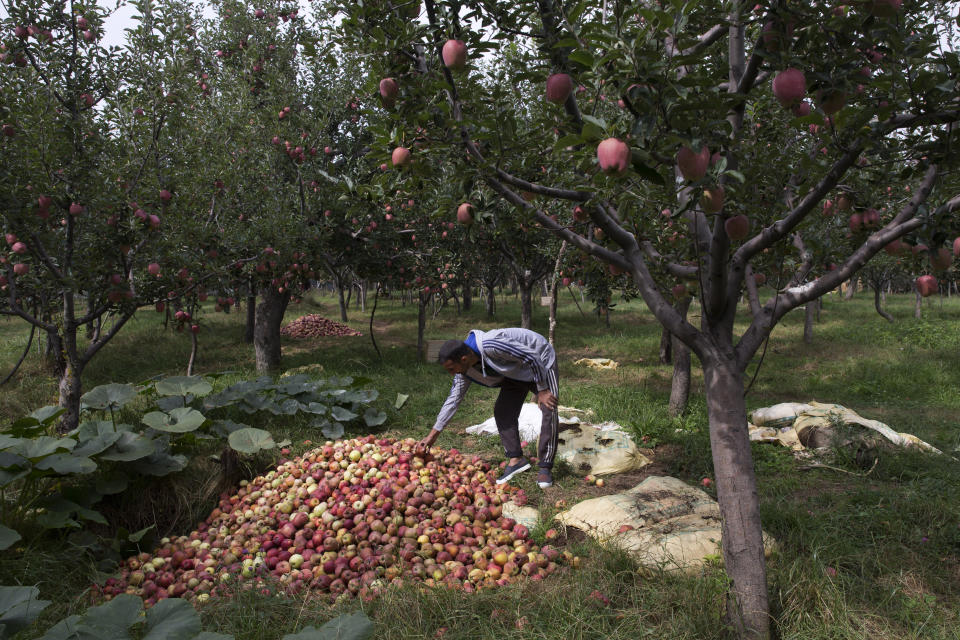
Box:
<box><xmin>874</xmin><ymin>287</ymin><xmax>894</xmax><ymax>323</ymax></box>
<box><xmin>703</xmin><ymin>358</ymin><xmax>769</xmax><ymax>639</ymax></box>
<box><xmin>253</xmin><ymin>286</ymin><xmax>291</xmax><ymax>372</ymax></box>
<box><xmin>803</xmin><ymin>300</ymin><xmax>815</xmax><ymax>343</ymax></box>
<box><xmin>245</xmin><ymin>294</ymin><xmax>256</xmax><ymax>344</ymax></box>
<box><xmin>668</xmin><ymin>297</ymin><xmax>691</xmax><ymax>416</ymax></box>
<box><xmin>518</xmin><ymin>282</ymin><xmax>533</xmax><ymax>329</ymax></box>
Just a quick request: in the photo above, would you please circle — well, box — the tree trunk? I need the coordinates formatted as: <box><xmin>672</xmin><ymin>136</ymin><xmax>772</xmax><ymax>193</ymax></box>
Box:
<box><xmin>658</xmin><ymin>327</ymin><xmax>672</xmax><ymax>364</ymax></box>
<box><xmin>417</xmin><ymin>293</ymin><xmax>428</xmax><ymax>361</ymax></box>
<box><xmin>187</xmin><ymin>330</ymin><xmax>199</xmax><ymax>375</ymax></box>
<box><xmin>245</xmin><ymin>294</ymin><xmax>256</xmax><ymax>343</ymax></box>
<box><xmin>914</xmin><ymin>288</ymin><xmax>922</xmax><ymax>319</ymax></box>
<box><xmin>844</xmin><ymin>279</ymin><xmax>856</xmax><ymax>300</ymax></box>
<box><xmin>485</xmin><ymin>285</ymin><xmax>496</xmax><ymax>317</ymax></box>
<box><xmin>56</xmin><ymin>353</ymin><xmax>83</xmax><ymax>434</ymax></box>
<box><xmin>815</xmin><ymin>296</ymin><xmax>821</xmax><ymax>322</ymax></box>
<box><xmin>519</xmin><ymin>280</ymin><xmax>533</xmax><ymax>329</ymax></box>
<box><xmin>44</xmin><ymin>328</ymin><xmax>62</xmax><ymax>374</ymax></box>
<box><xmin>253</xmin><ymin>285</ymin><xmax>291</xmax><ymax>372</ymax></box>
<box><xmin>874</xmin><ymin>286</ymin><xmax>894</xmax><ymax>323</ymax></box>
<box><xmin>548</xmin><ymin>241</ymin><xmax>567</xmax><ymax>345</ymax></box>
<box><xmin>668</xmin><ymin>297</ymin><xmax>692</xmax><ymax>417</ymax></box>
<box><xmin>359</xmin><ymin>281</ymin><xmax>367</xmax><ymax>312</ymax></box>
<box><xmin>702</xmin><ymin>357</ymin><xmax>769</xmax><ymax>640</ymax></box>
<box><xmin>338</xmin><ymin>284</ymin><xmax>348</xmax><ymax>322</ymax></box>
<box><xmin>744</xmin><ymin>265</ymin><xmax>761</xmax><ymax>317</ymax></box>
<box><xmin>462</xmin><ymin>284</ymin><xmax>472</xmax><ymax>312</ymax></box>
<box><xmin>803</xmin><ymin>300</ymin><xmax>815</xmax><ymax>343</ymax></box>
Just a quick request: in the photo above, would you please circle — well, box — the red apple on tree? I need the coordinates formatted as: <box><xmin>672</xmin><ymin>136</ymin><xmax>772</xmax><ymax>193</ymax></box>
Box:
<box><xmin>596</xmin><ymin>138</ymin><xmax>630</xmax><ymax>176</ymax></box>
<box><xmin>772</xmin><ymin>68</ymin><xmax>806</xmax><ymax>107</ymax></box>
<box><xmin>916</xmin><ymin>274</ymin><xmax>937</xmax><ymax>297</ymax></box>
<box><xmin>724</xmin><ymin>214</ymin><xmax>750</xmax><ymax>241</ymax></box>
<box><xmin>677</xmin><ymin>145</ymin><xmax>710</xmax><ymax>181</ymax></box>
<box><xmin>69</xmin><ymin>203</ymin><xmax>84</xmax><ymax>215</ymax></box>
<box><xmin>456</xmin><ymin>202</ymin><xmax>474</xmax><ymax>225</ymax></box>
<box><xmin>442</xmin><ymin>39</ymin><xmax>468</xmax><ymax>70</ymax></box>
<box><xmin>379</xmin><ymin>77</ymin><xmax>398</xmax><ymax>107</ymax></box>
<box><xmin>391</xmin><ymin>146</ymin><xmax>412</xmax><ymax>167</ymax></box>
<box><xmin>952</xmin><ymin>236</ymin><xmax>960</xmax><ymax>258</ymax></box>
<box><xmin>545</xmin><ymin>73</ymin><xmax>573</xmax><ymax>104</ymax></box>
<box><xmin>13</xmin><ymin>263</ymin><xmax>29</xmax><ymax>276</ymax></box>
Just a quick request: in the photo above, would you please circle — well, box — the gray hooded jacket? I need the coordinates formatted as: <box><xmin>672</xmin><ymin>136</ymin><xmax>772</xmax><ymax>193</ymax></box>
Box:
<box><xmin>431</xmin><ymin>328</ymin><xmax>558</xmax><ymax>432</ymax></box>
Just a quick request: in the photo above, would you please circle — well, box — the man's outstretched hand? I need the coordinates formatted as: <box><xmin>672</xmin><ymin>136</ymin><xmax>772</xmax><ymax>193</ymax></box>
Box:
<box><xmin>414</xmin><ymin>429</ymin><xmax>440</xmax><ymax>455</ymax></box>
<box><xmin>537</xmin><ymin>390</ymin><xmax>558</xmax><ymax>412</ymax></box>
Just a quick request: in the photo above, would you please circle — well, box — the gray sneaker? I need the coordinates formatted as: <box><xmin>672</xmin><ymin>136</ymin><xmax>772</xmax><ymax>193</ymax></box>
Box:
<box><xmin>537</xmin><ymin>468</ymin><xmax>553</xmax><ymax>489</ymax></box>
<box><xmin>495</xmin><ymin>459</ymin><xmax>531</xmax><ymax>484</ymax></box>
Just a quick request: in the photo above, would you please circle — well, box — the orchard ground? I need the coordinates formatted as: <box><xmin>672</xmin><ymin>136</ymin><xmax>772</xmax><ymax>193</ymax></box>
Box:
<box><xmin>2</xmin><ymin>288</ymin><xmax>959</xmax><ymax>639</ymax></box>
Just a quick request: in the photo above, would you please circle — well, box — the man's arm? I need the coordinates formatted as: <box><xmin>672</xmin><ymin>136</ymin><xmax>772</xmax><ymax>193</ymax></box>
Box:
<box><xmin>417</xmin><ymin>374</ymin><xmax>471</xmax><ymax>453</ymax></box>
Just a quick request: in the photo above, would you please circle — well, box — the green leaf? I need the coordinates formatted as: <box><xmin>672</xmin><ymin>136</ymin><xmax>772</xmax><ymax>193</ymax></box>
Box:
<box><xmin>209</xmin><ymin>420</ymin><xmax>249</xmax><ymax>437</ymax></box>
<box><xmin>136</xmin><ymin>452</ymin><xmax>188</xmax><ymax>476</ymax></box>
<box><xmin>394</xmin><ymin>394</ymin><xmax>409</xmax><ymax>410</ymax></box>
<box><xmin>156</xmin><ymin>396</ymin><xmax>188</xmax><ymax>411</ymax></box>
<box><xmin>81</xmin><ymin>383</ymin><xmax>138</xmax><ymax>411</ymax></box>
<box><xmin>553</xmin><ymin>133</ymin><xmax>584</xmax><ymax>151</ymax></box>
<box><xmin>156</xmin><ymin>376</ymin><xmax>212</xmax><ymax>398</ymax></box>
<box><xmin>725</xmin><ymin>169</ymin><xmax>746</xmax><ymax>184</ymax></box>
<box><xmin>363</xmin><ymin>409</ymin><xmax>387</xmax><ymax>427</ymax></box>
<box><xmin>142</xmin><ymin>408</ymin><xmax>206</xmax><ymax>433</ymax></box>
<box><xmin>581</xmin><ymin>122</ymin><xmax>605</xmax><ymax>142</ymax></box>
<box><xmin>331</xmin><ymin>406</ymin><xmax>358</xmax><ymax>422</ymax></box>
<box><xmin>0</xmin><ymin>451</ymin><xmax>29</xmax><ymax>470</ymax></box>
<box><xmin>143</xmin><ymin>598</ymin><xmax>202</xmax><ymax>640</ymax></box>
<box><xmin>567</xmin><ymin>50</ymin><xmax>594</xmax><ymax>69</ymax></box>
<box><xmin>127</xmin><ymin>525</ymin><xmax>155</xmax><ymax>543</ymax></box>
<box><xmin>0</xmin><ymin>586</ymin><xmax>50</xmax><ymax>638</ymax></box>
<box><xmin>299</xmin><ymin>402</ymin><xmax>329</xmax><ymax>415</ymax></box>
<box><xmin>9</xmin><ymin>437</ymin><xmax>76</xmax><ymax>460</ymax></box>
<box><xmin>282</xmin><ymin>612</ymin><xmax>374</xmax><ymax>640</ymax></box>
<box><xmin>35</xmin><ymin>510</ymin><xmax>80</xmax><ymax>529</ymax></box>
<box><xmin>40</xmin><ymin>593</ymin><xmax>141</xmax><ymax>640</ymax></box>
<box><xmin>321</xmin><ymin>422</ymin><xmax>345</xmax><ymax>440</ymax></box>
<box><xmin>98</xmin><ymin>432</ymin><xmax>156</xmax><ymax>462</ymax></box>
<box><xmin>32</xmin><ymin>405</ymin><xmax>66</xmax><ymax>425</ymax></box>
<box><xmin>34</xmin><ymin>453</ymin><xmax>97</xmax><ymax>475</ymax></box>
<box><xmin>95</xmin><ymin>471</ymin><xmax>129</xmax><ymax>495</ymax></box>
<box><xmin>228</xmin><ymin>428</ymin><xmax>276</xmax><ymax>454</ymax></box>
<box><xmin>8</xmin><ymin>417</ymin><xmax>46</xmax><ymax>438</ymax></box>
<box><xmin>73</xmin><ymin>432</ymin><xmax>123</xmax><ymax>457</ymax></box>
<box><xmin>0</xmin><ymin>525</ymin><xmax>21</xmax><ymax>551</ymax></box>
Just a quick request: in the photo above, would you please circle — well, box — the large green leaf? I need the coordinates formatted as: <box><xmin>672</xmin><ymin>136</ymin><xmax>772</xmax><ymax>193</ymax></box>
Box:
<box><xmin>321</xmin><ymin>422</ymin><xmax>345</xmax><ymax>440</ymax></box>
<box><xmin>95</xmin><ymin>471</ymin><xmax>129</xmax><ymax>495</ymax></box>
<box><xmin>299</xmin><ymin>402</ymin><xmax>329</xmax><ymax>415</ymax></box>
<box><xmin>31</xmin><ymin>405</ymin><xmax>66</xmax><ymax>425</ymax></box>
<box><xmin>0</xmin><ymin>586</ymin><xmax>50</xmax><ymax>638</ymax></box>
<box><xmin>142</xmin><ymin>598</ymin><xmax>202</xmax><ymax>640</ymax></box>
<box><xmin>73</xmin><ymin>421</ymin><xmax>134</xmax><ymax>440</ymax></box>
<box><xmin>394</xmin><ymin>394</ymin><xmax>409</xmax><ymax>410</ymax></box>
<box><xmin>228</xmin><ymin>428</ymin><xmax>276</xmax><ymax>455</ymax></box>
<box><xmin>142</xmin><ymin>408</ymin><xmax>206</xmax><ymax>433</ymax></box>
<box><xmin>363</xmin><ymin>408</ymin><xmax>387</xmax><ymax>427</ymax></box>
<box><xmin>281</xmin><ymin>612</ymin><xmax>374</xmax><ymax>640</ymax></box>
<box><xmin>135</xmin><ymin>452</ymin><xmax>188</xmax><ymax>476</ymax></box>
<box><xmin>9</xmin><ymin>437</ymin><xmax>76</xmax><ymax>460</ymax></box>
<box><xmin>34</xmin><ymin>453</ymin><xmax>97</xmax><ymax>475</ymax></box>
<box><xmin>155</xmin><ymin>376</ymin><xmax>212</xmax><ymax>398</ymax></box>
<box><xmin>98</xmin><ymin>432</ymin><xmax>157</xmax><ymax>462</ymax></box>
<box><xmin>81</xmin><ymin>383</ymin><xmax>138</xmax><ymax>411</ymax></box>
<box><xmin>209</xmin><ymin>420</ymin><xmax>248</xmax><ymax>437</ymax></box>
<box><xmin>40</xmin><ymin>593</ymin><xmax>141</xmax><ymax>640</ymax></box>
<box><xmin>331</xmin><ymin>406</ymin><xmax>358</xmax><ymax>422</ymax></box>
<box><xmin>0</xmin><ymin>525</ymin><xmax>21</xmax><ymax>551</ymax></box>
<box><xmin>73</xmin><ymin>431</ymin><xmax>124</xmax><ymax>457</ymax></box>
<box><xmin>0</xmin><ymin>451</ymin><xmax>28</xmax><ymax>470</ymax></box>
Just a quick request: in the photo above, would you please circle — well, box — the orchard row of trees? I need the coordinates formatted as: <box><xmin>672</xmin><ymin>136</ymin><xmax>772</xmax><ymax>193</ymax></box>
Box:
<box><xmin>3</xmin><ymin>1</ymin><xmax>959</xmax><ymax>638</ymax></box>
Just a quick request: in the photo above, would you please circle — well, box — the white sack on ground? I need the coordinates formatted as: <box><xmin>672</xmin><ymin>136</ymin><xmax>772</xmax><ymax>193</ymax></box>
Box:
<box><xmin>555</xmin><ymin>476</ymin><xmax>776</xmax><ymax>573</ymax></box>
<box><xmin>554</xmin><ymin>424</ymin><xmax>651</xmax><ymax>476</ymax></box>
<box><xmin>748</xmin><ymin>401</ymin><xmax>943</xmax><ymax>454</ymax></box>
<box><xmin>465</xmin><ymin>403</ymin><xmax>611</xmax><ymax>441</ymax></box>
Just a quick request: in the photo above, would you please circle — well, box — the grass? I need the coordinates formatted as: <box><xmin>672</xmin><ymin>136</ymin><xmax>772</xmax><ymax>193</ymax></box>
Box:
<box><xmin>2</xmin><ymin>286</ymin><xmax>960</xmax><ymax>639</ymax></box>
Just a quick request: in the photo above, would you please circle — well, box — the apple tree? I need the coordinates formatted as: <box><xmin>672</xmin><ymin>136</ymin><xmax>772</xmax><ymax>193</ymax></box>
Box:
<box><xmin>334</xmin><ymin>0</ymin><xmax>960</xmax><ymax>636</ymax></box>
<box><xmin>0</xmin><ymin>0</ymin><xmax>209</xmax><ymax>431</ymax></box>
